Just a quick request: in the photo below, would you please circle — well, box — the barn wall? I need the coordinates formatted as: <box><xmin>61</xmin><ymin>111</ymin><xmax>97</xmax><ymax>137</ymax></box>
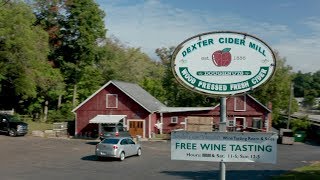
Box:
<box><xmin>212</xmin><ymin>95</ymin><xmax>270</xmax><ymax>131</ymax></box>
<box><xmin>75</xmin><ymin>84</ymin><xmax>150</xmax><ymax>137</ymax></box>
<box><xmin>161</xmin><ymin>111</ymin><xmax>214</xmax><ymax>134</ymax></box>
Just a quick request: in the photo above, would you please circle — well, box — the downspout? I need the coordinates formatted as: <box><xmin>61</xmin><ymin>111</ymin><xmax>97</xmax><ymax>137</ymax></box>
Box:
<box><xmin>74</xmin><ymin>113</ymin><xmax>78</xmax><ymax>137</ymax></box>
<box><xmin>160</xmin><ymin>112</ymin><xmax>163</xmax><ymax>134</ymax></box>
<box><xmin>148</xmin><ymin>114</ymin><xmax>152</xmax><ymax>138</ymax></box>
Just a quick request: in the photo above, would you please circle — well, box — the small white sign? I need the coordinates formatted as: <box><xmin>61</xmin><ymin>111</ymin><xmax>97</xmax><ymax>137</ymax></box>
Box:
<box><xmin>172</xmin><ymin>31</ymin><xmax>276</xmax><ymax>96</ymax></box>
<box><xmin>171</xmin><ymin>131</ymin><xmax>278</xmax><ymax>164</ymax></box>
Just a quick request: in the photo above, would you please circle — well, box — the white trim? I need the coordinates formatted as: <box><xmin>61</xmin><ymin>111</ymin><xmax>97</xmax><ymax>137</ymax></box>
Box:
<box><xmin>75</xmin><ymin>113</ymin><xmax>78</xmax><ymax>136</ymax></box>
<box><xmin>234</xmin><ymin>95</ymin><xmax>246</xmax><ymax>111</ymax></box>
<box><xmin>106</xmin><ymin>94</ymin><xmax>118</xmax><ymax>108</ymax></box>
<box><xmin>149</xmin><ymin>114</ymin><xmax>151</xmax><ymax>138</ymax></box>
<box><xmin>171</xmin><ymin>116</ymin><xmax>178</xmax><ymax>124</ymax></box>
<box><xmin>234</xmin><ymin>117</ymin><xmax>246</xmax><ymax>129</ymax></box>
<box><xmin>127</xmin><ymin>119</ymin><xmax>145</xmax><ymax>138</ymax></box>
<box><xmin>227</xmin><ymin>119</ymin><xmax>236</xmax><ymax>127</ymax></box>
<box><xmin>252</xmin><ymin>118</ymin><xmax>263</xmax><ymax>129</ymax></box>
<box><xmin>160</xmin><ymin>113</ymin><xmax>163</xmax><ymax>134</ymax></box>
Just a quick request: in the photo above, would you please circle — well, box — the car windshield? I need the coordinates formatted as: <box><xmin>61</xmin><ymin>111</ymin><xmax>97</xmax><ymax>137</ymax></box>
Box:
<box><xmin>1</xmin><ymin>114</ymin><xmax>21</xmax><ymax>122</ymax></box>
<box><xmin>102</xmin><ymin>126</ymin><xmax>116</xmax><ymax>132</ymax></box>
<box><xmin>102</xmin><ymin>138</ymin><xmax>120</xmax><ymax>144</ymax></box>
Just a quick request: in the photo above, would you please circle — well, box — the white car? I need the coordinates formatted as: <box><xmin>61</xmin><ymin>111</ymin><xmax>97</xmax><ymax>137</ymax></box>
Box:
<box><xmin>95</xmin><ymin>137</ymin><xmax>142</xmax><ymax>161</ymax></box>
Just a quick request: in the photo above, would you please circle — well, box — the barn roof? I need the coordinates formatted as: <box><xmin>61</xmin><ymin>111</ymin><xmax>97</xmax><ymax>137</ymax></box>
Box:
<box><xmin>158</xmin><ymin>107</ymin><xmax>214</xmax><ymax>113</ymax></box>
<box><xmin>111</xmin><ymin>80</ymin><xmax>167</xmax><ymax>112</ymax></box>
<box><xmin>72</xmin><ymin>80</ymin><xmax>270</xmax><ymax>114</ymax></box>
<box><xmin>211</xmin><ymin>94</ymin><xmax>272</xmax><ymax>112</ymax></box>
<box><xmin>72</xmin><ymin>80</ymin><xmax>167</xmax><ymax>113</ymax></box>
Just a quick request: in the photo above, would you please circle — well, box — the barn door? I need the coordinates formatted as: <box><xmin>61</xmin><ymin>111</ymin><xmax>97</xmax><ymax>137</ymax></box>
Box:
<box><xmin>235</xmin><ymin>117</ymin><xmax>246</xmax><ymax>131</ymax></box>
<box><xmin>129</xmin><ymin>120</ymin><xmax>144</xmax><ymax>137</ymax></box>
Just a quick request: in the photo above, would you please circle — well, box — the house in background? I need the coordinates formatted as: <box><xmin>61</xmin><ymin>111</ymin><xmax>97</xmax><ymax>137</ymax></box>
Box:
<box><xmin>72</xmin><ymin>80</ymin><xmax>272</xmax><ymax>138</ymax></box>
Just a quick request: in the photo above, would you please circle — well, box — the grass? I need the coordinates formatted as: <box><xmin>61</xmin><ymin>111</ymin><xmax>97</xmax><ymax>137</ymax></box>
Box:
<box><xmin>272</xmin><ymin>162</ymin><xmax>320</xmax><ymax>180</ymax></box>
<box><xmin>25</xmin><ymin>120</ymin><xmax>53</xmax><ymax>134</ymax></box>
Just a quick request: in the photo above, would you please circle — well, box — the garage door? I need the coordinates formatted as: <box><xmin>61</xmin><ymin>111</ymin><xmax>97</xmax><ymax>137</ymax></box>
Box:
<box><xmin>129</xmin><ymin>120</ymin><xmax>144</xmax><ymax>137</ymax></box>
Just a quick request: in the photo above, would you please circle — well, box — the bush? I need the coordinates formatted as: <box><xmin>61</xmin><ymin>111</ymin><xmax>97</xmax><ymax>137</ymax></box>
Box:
<box><xmin>290</xmin><ymin>116</ymin><xmax>311</xmax><ymax>132</ymax></box>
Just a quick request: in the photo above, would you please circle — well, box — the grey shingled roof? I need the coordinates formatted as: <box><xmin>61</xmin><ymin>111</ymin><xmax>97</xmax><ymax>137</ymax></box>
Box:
<box><xmin>112</xmin><ymin>80</ymin><xmax>167</xmax><ymax>112</ymax></box>
<box><xmin>72</xmin><ymin>80</ymin><xmax>167</xmax><ymax>113</ymax></box>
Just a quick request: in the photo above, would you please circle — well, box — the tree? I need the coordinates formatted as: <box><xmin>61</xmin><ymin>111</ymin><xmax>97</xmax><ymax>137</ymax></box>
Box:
<box><xmin>32</xmin><ymin>0</ymin><xmax>64</xmax><ymax>68</ymax></box>
<box><xmin>0</xmin><ymin>1</ymin><xmax>64</xmax><ymax>115</ymax></box>
<box><xmin>252</xmin><ymin>52</ymin><xmax>298</xmax><ymax>125</ymax></box>
<box><xmin>155</xmin><ymin>47</ymin><xmax>217</xmax><ymax>107</ymax></box>
<box><xmin>59</xmin><ymin>0</ymin><xmax>106</xmax><ymax>107</ymax></box>
<box><xmin>293</xmin><ymin>71</ymin><xmax>313</xmax><ymax>97</ymax></box>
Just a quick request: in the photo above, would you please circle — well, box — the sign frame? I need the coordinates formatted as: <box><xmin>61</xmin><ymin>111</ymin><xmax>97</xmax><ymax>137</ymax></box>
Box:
<box><xmin>171</xmin><ymin>31</ymin><xmax>276</xmax><ymax>96</ymax></box>
<box><xmin>171</xmin><ymin>131</ymin><xmax>278</xmax><ymax>164</ymax></box>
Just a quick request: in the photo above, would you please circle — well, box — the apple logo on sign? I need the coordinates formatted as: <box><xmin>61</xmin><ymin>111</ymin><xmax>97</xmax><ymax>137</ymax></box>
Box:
<box><xmin>212</xmin><ymin>48</ymin><xmax>231</xmax><ymax>67</ymax></box>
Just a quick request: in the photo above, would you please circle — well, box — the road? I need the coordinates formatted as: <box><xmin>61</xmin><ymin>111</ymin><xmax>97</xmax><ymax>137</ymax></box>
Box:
<box><xmin>0</xmin><ymin>135</ymin><xmax>319</xmax><ymax>180</ymax></box>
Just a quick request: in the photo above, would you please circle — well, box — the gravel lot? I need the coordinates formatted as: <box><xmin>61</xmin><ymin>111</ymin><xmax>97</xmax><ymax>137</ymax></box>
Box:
<box><xmin>0</xmin><ymin>135</ymin><xmax>319</xmax><ymax>180</ymax></box>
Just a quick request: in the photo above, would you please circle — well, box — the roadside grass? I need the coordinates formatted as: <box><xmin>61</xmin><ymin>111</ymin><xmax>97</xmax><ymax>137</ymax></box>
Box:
<box><xmin>25</xmin><ymin>120</ymin><xmax>53</xmax><ymax>134</ymax></box>
<box><xmin>272</xmin><ymin>162</ymin><xmax>320</xmax><ymax>180</ymax></box>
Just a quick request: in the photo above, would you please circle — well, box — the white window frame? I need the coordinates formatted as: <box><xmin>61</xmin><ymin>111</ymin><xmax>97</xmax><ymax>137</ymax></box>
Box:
<box><xmin>171</xmin><ymin>116</ymin><xmax>178</xmax><ymax>124</ymax></box>
<box><xmin>234</xmin><ymin>117</ymin><xmax>246</xmax><ymax>129</ymax></box>
<box><xmin>252</xmin><ymin>118</ymin><xmax>263</xmax><ymax>129</ymax></box>
<box><xmin>106</xmin><ymin>94</ymin><xmax>118</xmax><ymax>108</ymax></box>
<box><xmin>227</xmin><ymin>119</ymin><xmax>236</xmax><ymax>127</ymax></box>
<box><xmin>234</xmin><ymin>95</ymin><xmax>246</xmax><ymax>111</ymax></box>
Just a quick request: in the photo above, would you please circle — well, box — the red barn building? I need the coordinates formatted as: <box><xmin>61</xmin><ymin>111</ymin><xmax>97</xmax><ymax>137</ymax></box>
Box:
<box><xmin>72</xmin><ymin>80</ymin><xmax>271</xmax><ymax>138</ymax></box>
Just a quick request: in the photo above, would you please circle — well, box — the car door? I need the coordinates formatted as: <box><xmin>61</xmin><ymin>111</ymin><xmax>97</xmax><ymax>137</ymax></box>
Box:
<box><xmin>126</xmin><ymin>138</ymin><xmax>137</xmax><ymax>156</ymax></box>
<box><xmin>0</xmin><ymin>115</ymin><xmax>8</xmax><ymax>132</ymax></box>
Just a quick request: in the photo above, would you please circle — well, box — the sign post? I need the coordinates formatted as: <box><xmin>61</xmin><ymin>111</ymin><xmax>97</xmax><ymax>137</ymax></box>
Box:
<box><xmin>219</xmin><ymin>97</ymin><xmax>227</xmax><ymax>180</ymax></box>
<box><xmin>171</xmin><ymin>31</ymin><xmax>277</xmax><ymax>179</ymax></box>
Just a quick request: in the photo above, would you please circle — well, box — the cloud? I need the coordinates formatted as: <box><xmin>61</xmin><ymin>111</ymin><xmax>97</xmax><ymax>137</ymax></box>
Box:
<box><xmin>99</xmin><ymin>0</ymin><xmax>319</xmax><ymax>73</ymax></box>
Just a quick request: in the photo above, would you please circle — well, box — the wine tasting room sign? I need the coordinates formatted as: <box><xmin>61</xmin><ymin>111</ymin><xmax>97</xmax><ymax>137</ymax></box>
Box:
<box><xmin>172</xmin><ymin>31</ymin><xmax>276</xmax><ymax>96</ymax></box>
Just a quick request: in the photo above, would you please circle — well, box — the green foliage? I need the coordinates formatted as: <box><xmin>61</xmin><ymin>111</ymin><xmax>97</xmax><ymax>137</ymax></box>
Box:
<box><xmin>0</xmin><ymin>1</ymin><xmax>64</xmax><ymax>111</ymax></box>
<box><xmin>77</xmin><ymin>65</ymin><xmax>104</xmax><ymax>102</ymax></box>
<box><xmin>290</xmin><ymin>116</ymin><xmax>311</xmax><ymax>132</ymax></box>
<box><xmin>155</xmin><ymin>47</ymin><xmax>218</xmax><ymax>107</ymax></box>
<box><xmin>293</xmin><ymin>70</ymin><xmax>320</xmax><ymax>109</ymax></box>
<box><xmin>252</xmin><ymin>52</ymin><xmax>297</xmax><ymax>124</ymax></box>
<box><xmin>47</xmin><ymin>102</ymin><xmax>74</xmax><ymax>122</ymax></box>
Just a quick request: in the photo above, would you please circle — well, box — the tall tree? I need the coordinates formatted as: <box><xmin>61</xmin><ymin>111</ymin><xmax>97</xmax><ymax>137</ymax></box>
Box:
<box><xmin>252</xmin><ymin>52</ymin><xmax>298</xmax><ymax>124</ymax></box>
<box><xmin>33</xmin><ymin>0</ymin><xmax>64</xmax><ymax>68</ymax></box>
<box><xmin>0</xmin><ymin>1</ymin><xmax>63</xmax><ymax>114</ymax></box>
<box><xmin>60</xmin><ymin>0</ymin><xmax>106</xmax><ymax>107</ymax></box>
<box><xmin>155</xmin><ymin>47</ymin><xmax>217</xmax><ymax>107</ymax></box>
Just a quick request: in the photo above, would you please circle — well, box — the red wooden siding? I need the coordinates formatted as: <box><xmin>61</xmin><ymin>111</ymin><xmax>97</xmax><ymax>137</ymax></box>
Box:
<box><xmin>75</xmin><ymin>84</ymin><xmax>150</xmax><ymax>137</ymax></box>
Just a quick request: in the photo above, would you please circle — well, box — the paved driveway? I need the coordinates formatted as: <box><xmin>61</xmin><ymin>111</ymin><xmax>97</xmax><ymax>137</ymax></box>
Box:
<box><xmin>0</xmin><ymin>135</ymin><xmax>319</xmax><ymax>180</ymax></box>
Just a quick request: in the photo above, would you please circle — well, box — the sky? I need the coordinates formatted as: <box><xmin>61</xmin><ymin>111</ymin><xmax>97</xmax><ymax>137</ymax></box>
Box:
<box><xmin>96</xmin><ymin>0</ymin><xmax>320</xmax><ymax>73</ymax></box>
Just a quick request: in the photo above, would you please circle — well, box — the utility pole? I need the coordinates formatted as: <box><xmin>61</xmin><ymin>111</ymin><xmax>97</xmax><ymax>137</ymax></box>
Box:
<box><xmin>287</xmin><ymin>82</ymin><xmax>294</xmax><ymax>129</ymax></box>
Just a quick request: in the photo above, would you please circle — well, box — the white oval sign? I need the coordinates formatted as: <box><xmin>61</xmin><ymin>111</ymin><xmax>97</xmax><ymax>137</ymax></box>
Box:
<box><xmin>172</xmin><ymin>31</ymin><xmax>276</xmax><ymax>96</ymax></box>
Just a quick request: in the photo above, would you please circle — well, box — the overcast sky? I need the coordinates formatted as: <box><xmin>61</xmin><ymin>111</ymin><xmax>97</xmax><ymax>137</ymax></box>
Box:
<box><xmin>96</xmin><ymin>0</ymin><xmax>320</xmax><ymax>73</ymax></box>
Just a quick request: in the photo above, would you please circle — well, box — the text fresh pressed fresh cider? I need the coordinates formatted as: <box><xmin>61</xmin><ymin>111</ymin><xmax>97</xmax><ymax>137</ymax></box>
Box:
<box><xmin>172</xmin><ymin>32</ymin><xmax>276</xmax><ymax>96</ymax></box>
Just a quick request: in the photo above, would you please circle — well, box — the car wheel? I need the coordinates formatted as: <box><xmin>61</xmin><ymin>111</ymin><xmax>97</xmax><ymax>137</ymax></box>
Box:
<box><xmin>8</xmin><ymin>129</ymin><xmax>17</xmax><ymax>137</ymax></box>
<box><xmin>119</xmin><ymin>152</ymin><xmax>125</xmax><ymax>161</ymax></box>
<box><xmin>137</xmin><ymin>148</ymin><xmax>142</xmax><ymax>156</ymax></box>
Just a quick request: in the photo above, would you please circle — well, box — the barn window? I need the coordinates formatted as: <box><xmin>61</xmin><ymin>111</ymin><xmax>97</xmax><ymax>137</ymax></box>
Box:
<box><xmin>106</xmin><ymin>94</ymin><xmax>118</xmax><ymax>108</ymax></box>
<box><xmin>171</xmin><ymin>116</ymin><xmax>178</xmax><ymax>124</ymax></box>
<box><xmin>234</xmin><ymin>95</ymin><xmax>246</xmax><ymax>111</ymax></box>
<box><xmin>227</xmin><ymin>119</ymin><xmax>235</xmax><ymax>127</ymax></box>
<box><xmin>253</xmin><ymin>118</ymin><xmax>262</xmax><ymax>129</ymax></box>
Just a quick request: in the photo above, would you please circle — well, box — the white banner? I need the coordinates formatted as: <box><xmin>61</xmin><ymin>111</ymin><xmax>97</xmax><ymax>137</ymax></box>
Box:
<box><xmin>171</xmin><ymin>131</ymin><xmax>278</xmax><ymax>164</ymax></box>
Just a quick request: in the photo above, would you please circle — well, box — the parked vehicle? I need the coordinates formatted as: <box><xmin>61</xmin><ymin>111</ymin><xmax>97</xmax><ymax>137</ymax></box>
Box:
<box><xmin>95</xmin><ymin>137</ymin><xmax>142</xmax><ymax>161</ymax></box>
<box><xmin>279</xmin><ymin>128</ymin><xmax>294</xmax><ymax>145</ymax></box>
<box><xmin>0</xmin><ymin>114</ymin><xmax>28</xmax><ymax>136</ymax></box>
<box><xmin>99</xmin><ymin>122</ymin><xmax>131</xmax><ymax>140</ymax></box>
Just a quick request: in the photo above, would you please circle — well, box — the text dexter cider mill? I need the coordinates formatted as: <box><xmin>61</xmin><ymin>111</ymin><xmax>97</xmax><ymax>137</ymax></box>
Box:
<box><xmin>181</xmin><ymin>37</ymin><xmax>266</xmax><ymax>58</ymax></box>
